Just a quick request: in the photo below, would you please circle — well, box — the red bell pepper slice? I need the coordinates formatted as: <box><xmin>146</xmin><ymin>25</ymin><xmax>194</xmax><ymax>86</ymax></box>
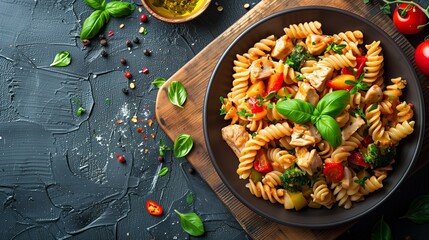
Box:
<box><xmin>253</xmin><ymin>149</ymin><xmax>273</xmax><ymax>173</ymax></box>
<box><xmin>265</xmin><ymin>73</ymin><xmax>284</xmax><ymax>96</ymax></box>
<box><xmin>348</xmin><ymin>150</ymin><xmax>370</xmax><ymax>168</ymax></box>
<box><xmin>323</xmin><ymin>162</ymin><xmax>345</xmax><ymax>183</ymax></box>
<box><xmin>248</xmin><ymin>96</ymin><xmax>264</xmax><ymax>113</ymax></box>
<box><xmin>341</xmin><ymin>56</ymin><xmax>367</xmax><ymax>77</ymax></box>
<box><xmin>146</xmin><ymin>200</ymin><xmax>163</xmax><ymax>216</ymax></box>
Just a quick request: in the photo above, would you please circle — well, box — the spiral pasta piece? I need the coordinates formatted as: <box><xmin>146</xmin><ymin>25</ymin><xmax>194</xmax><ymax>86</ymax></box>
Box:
<box><xmin>332</xmin><ymin>30</ymin><xmax>364</xmax><ymax>45</ymax></box>
<box><xmin>237</xmin><ymin>122</ymin><xmax>293</xmax><ymax>178</ymax></box>
<box><xmin>221</xmin><ymin>96</ymin><xmax>239</xmax><ymax>124</ymax></box>
<box><xmin>327</xmin><ymin>132</ymin><xmax>362</xmax><ymax>163</ymax></box>
<box><xmin>363</xmin><ymin>41</ymin><xmax>384</xmax><ymax>85</ymax></box>
<box><xmin>284</xmin><ymin>21</ymin><xmax>323</xmax><ymax>39</ymax></box>
<box><xmin>359</xmin><ymin>175</ymin><xmax>386</xmax><ymax>195</ymax></box>
<box><xmin>396</xmin><ymin>101</ymin><xmax>414</xmax><ymax>123</ymax></box>
<box><xmin>246</xmin><ymin>35</ymin><xmax>277</xmax><ymax>60</ymax></box>
<box><xmin>262</xmin><ymin>170</ymin><xmax>283</xmax><ymax>188</ymax></box>
<box><xmin>246</xmin><ymin>179</ymin><xmax>285</xmax><ymax>204</ymax></box>
<box><xmin>316</xmin><ymin>140</ymin><xmax>334</xmax><ymax>159</ymax></box>
<box><xmin>388</xmin><ymin>120</ymin><xmax>415</xmax><ymax>144</ymax></box>
<box><xmin>266</xmin><ymin>102</ymin><xmax>287</xmax><ymax>122</ymax></box>
<box><xmin>366</xmin><ymin>104</ymin><xmax>390</xmax><ymax>144</ymax></box>
<box><xmin>231</xmin><ymin>55</ymin><xmax>250</xmax><ymax>104</ymax></box>
<box><xmin>318</xmin><ymin>50</ymin><xmax>357</xmax><ymax>70</ymax></box>
<box><xmin>311</xmin><ymin>177</ymin><xmax>335</xmax><ymax>208</ymax></box>
<box><xmin>267</xmin><ymin>148</ymin><xmax>295</xmax><ymax>171</ymax></box>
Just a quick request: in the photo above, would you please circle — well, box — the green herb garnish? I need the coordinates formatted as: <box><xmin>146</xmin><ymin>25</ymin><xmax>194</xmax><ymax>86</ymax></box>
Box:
<box><xmin>174</xmin><ymin>209</ymin><xmax>205</xmax><ymax>237</ymax></box>
<box><xmin>173</xmin><ymin>134</ymin><xmax>193</xmax><ymax>158</ymax></box>
<box><xmin>50</xmin><ymin>51</ymin><xmax>72</xmax><ymax>67</ymax></box>
<box><xmin>152</xmin><ymin>77</ymin><xmax>167</xmax><ymax>88</ymax></box>
<box><xmin>158</xmin><ymin>166</ymin><xmax>169</xmax><ymax>176</ymax></box>
<box><xmin>168</xmin><ymin>81</ymin><xmax>187</xmax><ymax>108</ymax></box>
<box><xmin>345</xmin><ymin>73</ymin><xmax>369</xmax><ymax>94</ymax></box>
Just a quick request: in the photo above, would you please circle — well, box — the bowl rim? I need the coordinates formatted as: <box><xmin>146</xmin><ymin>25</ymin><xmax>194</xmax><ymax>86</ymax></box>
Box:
<box><xmin>141</xmin><ymin>0</ymin><xmax>212</xmax><ymax>23</ymax></box>
<box><xmin>203</xmin><ymin>5</ymin><xmax>425</xmax><ymax>228</ymax></box>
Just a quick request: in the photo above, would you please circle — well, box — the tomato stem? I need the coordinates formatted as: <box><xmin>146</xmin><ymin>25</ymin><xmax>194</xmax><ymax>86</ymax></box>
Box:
<box><xmin>383</xmin><ymin>0</ymin><xmax>429</xmax><ymax>20</ymax></box>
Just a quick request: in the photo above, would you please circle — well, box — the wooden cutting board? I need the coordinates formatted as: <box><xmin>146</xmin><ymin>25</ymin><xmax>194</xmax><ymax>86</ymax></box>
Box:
<box><xmin>155</xmin><ymin>0</ymin><xmax>428</xmax><ymax>239</ymax></box>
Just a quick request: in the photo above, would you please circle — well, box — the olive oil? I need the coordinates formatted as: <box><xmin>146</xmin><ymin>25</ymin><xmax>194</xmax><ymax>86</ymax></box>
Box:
<box><xmin>148</xmin><ymin>0</ymin><xmax>206</xmax><ymax>18</ymax></box>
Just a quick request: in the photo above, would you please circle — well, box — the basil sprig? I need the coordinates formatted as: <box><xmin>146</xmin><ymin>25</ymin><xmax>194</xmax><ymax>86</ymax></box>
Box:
<box><xmin>401</xmin><ymin>195</ymin><xmax>429</xmax><ymax>224</ymax></box>
<box><xmin>174</xmin><ymin>209</ymin><xmax>205</xmax><ymax>237</ymax></box>
<box><xmin>174</xmin><ymin>134</ymin><xmax>193</xmax><ymax>158</ymax></box>
<box><xmin>50</xmin><ymin>51</ymin><xmax>72</xmax><ymax>67</ymax></box>
<box><xmin>371</xmin><ymin>216</ymin><xmax>393</xmax><ymax>240</ymax></box>
<box><xmin>80</xmin><ymin>0</ymin><xmax>135</xmax><ymax>40</ymax></box>
<box><xmin>168</xmin><ymin>81</ymin><xmax>187</xmax><ymax>108</ymax></box>
<box><xmin>276</xmin><ymin>90</ymin><xmax>350</xmax><ymax>147</ymax></box>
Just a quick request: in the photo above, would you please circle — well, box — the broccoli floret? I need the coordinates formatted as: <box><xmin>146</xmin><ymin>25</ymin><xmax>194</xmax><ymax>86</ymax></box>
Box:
<box><xmin>363</xmin><ymin>143</ymin><xmax>395</xmax><ymax>168</ymax></box>
<box><xmin>280</xmin><ymin>167</ymin><xmax>309</xmax><ymax>192</ymax></box>
<box><xmin>285</xmin><ymin>45</ymin><xmax>308</xmax><ymax>72</ymax></box>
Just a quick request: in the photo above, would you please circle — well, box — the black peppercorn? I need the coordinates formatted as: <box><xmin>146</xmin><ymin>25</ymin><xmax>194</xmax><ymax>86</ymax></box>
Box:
<box><xmin>188</xmin><ymin>167</ymin><xmax>195</xmax><ymax>174</ymax></box>
<box><xmin>100</xmin><ymin>39</ymin><xmax>107</xmax><ymax>46</ymax></box>
<box><xmin>143</xmin><ymin>49</ymin><xmax>151</xmax><ymax>56</ymax></box>
<box><xmin>99</xmin><ymin>34</ymin><xmax>105</xmax><ymax>40</ymax></box>
<box><xmin>122</xmin><ymin>87</ymin><xmax>129</xmax><ymax>95</ymax></box>
<box><xmin>100</xmin><ymin>50</ymin><xmax>108</xmax><ymax>57</ymax></box>
<box><xmin>120</xmin><ymin>58</ymin><xmax>127</xmax><ymax>65</ymax></box>
<box><xmin>133</xmin><ymin>37</ymin><xmax>140</xmax><ymax>44</ymax></box>
<box><xmin>126</xmin><ymin>39</ymin><xmax>132</xmax><ymax>47</ymax></box>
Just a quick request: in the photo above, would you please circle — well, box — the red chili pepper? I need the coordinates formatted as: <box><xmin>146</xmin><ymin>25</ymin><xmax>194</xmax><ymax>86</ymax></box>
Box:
<box><xmin>248</xmin><ymin>96</ymin><xmax>264</xmax><ymax>113</ymax></box>
<box><xmin>265</xmin><ymin>73</ymin><xmax>284</xmax><ymax>96</ymax></box>
<box><xmin>139</xmin><ymin>14</ymin><xmax>148</xmax><ymax>22</ymax></box>
<box><xmin>146</xmin><ymin>200</ymin><xmax>163</xmax><ymax>216</ymax></box>
<box><xmin>124</xmin><ymin>71</ymin><xmax>132</xmax><ymax>79</ymax></box>
<box><xmin>116</xmin><ymin>154</ymin><xmax>126</xmax><ymax>163</ymax></box>
<box><xmin>348</xmin><ymin>150</ymin><xmax>370</xmax><ymax>168</ymax></box>
<box><xmin>341</xmin><ymin>56</ymin><xmax>367</xmax><ymax>77</ymax></box>
<box><xmin>323</xmin><ymin>162</ymin><xmax>344</xmax><ymax>183</ymax></box>
<box><xmin>253</xmin><ymin>149</ymin><xmax>273</xmax><ymax>173</ymax></box>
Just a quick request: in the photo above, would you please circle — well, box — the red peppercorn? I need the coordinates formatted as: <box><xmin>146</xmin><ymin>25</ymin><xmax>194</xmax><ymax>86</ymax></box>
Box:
<box><xmin>140</xmin><ymin>14</ymin><xmax>148</xmax><ymax>22</ymax></box>
<box><xmin>124</xmin><ymin>71</ymin><xmax>132</xmax><ymax>79</ymax></box>
<box><xmin>158</xmin><ymin>156</ymin><xmax>164</xmax><ymax>162</ymax></box>
<box><xmin>116</xmin><ymin>154</ymin><xmax>126</xmax><ymax>163</ymax></box>
<box><xmin>142</xmin><ymin>67</ymin><xmax>149</xmax><ymax>74</ymax></box>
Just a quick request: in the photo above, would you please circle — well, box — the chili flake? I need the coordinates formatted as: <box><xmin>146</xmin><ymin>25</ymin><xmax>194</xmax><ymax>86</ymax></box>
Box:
<box><xmin>117</xmin><ymin>119</ymin><xmax>124</xmax><ymax>124</ymax></box>
<box><xmin>148</xmin><ymin>119</ymin><xmax>153</xmax><ymax>127</ymax></box>
<box><xmin>131</xmin><ymin>115</ymin><xmax>138</xmax><ymax>123</ymax></box>
<box><xmin>144</xmin><ymin>148</ymin><xmax>149</xmax><ymax>153</ymax></box>
<box><xmin>151</xmin><ymin>133</ymin><xmax>155</xmax><ymax>138</ymax></box>
<box><xmin>137</xmin><ymin>127</ymin><xmax>144</xmax><ymax>133</ymax></box>
<box><xmin>143</xmin><ymin>136</ymin><xmax>149</xmax><ymax>140</ymax></box>
<box><xmin>141</xmin><ymin>67</ymin><xmax>149</xmax><ymax>74</ymax></box>
<box><xmin>108</xmin><ymin>31</ymin><xmax>114</xmax><ymax>37</ymax></box>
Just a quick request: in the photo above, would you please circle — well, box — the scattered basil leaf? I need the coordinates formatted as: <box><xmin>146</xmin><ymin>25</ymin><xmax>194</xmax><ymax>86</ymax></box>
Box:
<box><xmin>275</xmin><ymin>99</ymin><xmax>314</xmax><ymax>124</ymax></box>
<box><xmin>401</xmin><ymin>195</ymin><xmax>429</xmax><ymax>224</ymax></box>
<box><xmin>80</xmin><ymin>9</ymin><xmax>110</xmax><ymax>40</ymax></box>
<box><xmin>174</xmin><ymin>134</ymin><xmax>193</xmax><ymax>158</ymax></box>
<box><xmin>84</xmin><ymin>0</ymin><xmax>106</xmax><ymax>10</ymax></box>
<box><xmin>186</xmin><ymin>192</ymin><xmax>194</xmax><ymax>205</ymax></box>
<box><xmin>105</xmin><ymin>98</ymin><xmax>111</xmax><ymax>105</ymax></box>
<box><xmin>50</xmin><ymin>51</ymin><xmax>72</xmax><ymax>67</ymax></box>
<box><xmin>158</xmin><ymin>167</ymin><xmax>169</xmax><ymax>176</ymax></box>
<box><xmin>371</xmin><ymin>216</ymin><xmax>393</xmax><ymax>240</ymax></box>
<box><xmin>105</xmin><ymin>1</ymin><xmax>135</xmax><ymax>17</ymax></box>
<box><xmin>152</xmin><ymin>77</ymin><xmax>167</xmax><ymax>88</ymax></box>
<box><xmin>168</xmin><ymin>81</ymin><xmax>187</xmax><ymax>108</ymax></box>
<box><xmin>315</xmin><ymin>115</ymin><xmax>342</xmax><ymax>147</ymax></box>
<box><xmin>314</xmin><ymin>90</ymin><xmax>350</xmax><ymax>117</ymax></box>
<box><xmin>159</xmin><ymin>139</ymin><xmax>171</xmax><ymax>156</ymax></box>
<box><xmin>174</xmin><ymin>209</ymin><xmax>205</xmax><ymax>237</ymax></box>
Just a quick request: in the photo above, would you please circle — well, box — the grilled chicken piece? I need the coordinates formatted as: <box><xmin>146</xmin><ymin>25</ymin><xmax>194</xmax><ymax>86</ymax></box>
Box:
<box><xmin>364</xmin><ymin>85</ymin><xmax>383</xmax><ymax>105</ymax></box>
<box><xmin>303</xmin><ymin>63</ymin><xmax>334</xmax><ymax>92</ymax></box>
<box><xmin>221</xmin><ymin>124</ymin><xmax>250</xmax><ymax>158</ymax></box>
<box><xmin>295</xmin><ymin>147</ymin><xmax>322</xmax><ymax>176</ymax></box>
<box><xmin>294</xmin><ymin>81</ymin><xmax>320</xmax><ymax>106</ymax></box>
<box><xmin>290</xmin><ymin>124</ymin><xmax>321</xmax><ymax>147</ymax></box>
<box><xmin>249</xmin><ymin>57</ymin><xmax>274</xmax><ymax>83</ymax></box>
<box><xmin>305</xmin><ymin>34</ymin><xmax>333</xmax><ymax>55</ymax></box>
<box><xmin>271</xmin><ymin>35</ymin><xmax>294</xmax><ymax>60</ymax></box>
<box><xmin>341</xmin><ymin>115</ymin><xmax>365</xmax><ymax>141</ymax></box>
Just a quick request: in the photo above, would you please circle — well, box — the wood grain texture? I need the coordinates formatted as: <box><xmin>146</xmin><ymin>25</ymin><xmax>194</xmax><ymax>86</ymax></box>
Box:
<box><xmin>155</xmin><ymin>0</ymin><xmax>428</xmax><ymax>239</ymax></box>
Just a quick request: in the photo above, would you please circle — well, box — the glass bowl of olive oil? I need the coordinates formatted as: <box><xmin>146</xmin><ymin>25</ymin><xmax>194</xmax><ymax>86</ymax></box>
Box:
<box><xmin>141</xmin><ymin>0</ymin><xmax>211</xmax><ymax>23</ymax></box>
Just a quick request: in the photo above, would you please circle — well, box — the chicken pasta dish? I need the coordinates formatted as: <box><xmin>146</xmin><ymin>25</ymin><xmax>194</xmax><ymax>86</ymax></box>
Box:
<box><xmin>219</xmin><ymin>21</ymin><xmax>415</xmax><ymax>210</ymax></box>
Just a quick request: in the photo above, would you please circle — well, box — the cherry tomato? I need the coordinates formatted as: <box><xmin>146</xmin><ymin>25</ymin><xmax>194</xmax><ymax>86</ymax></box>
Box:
<box><xmin>323</xmin><ymin>162</ymin><xmax>344</xmax><ymax>183</ymax></box>
<box><xmin>140</xmin><ymin>14</ymin><xmax>148</xmax><ymax>22</ymax></box>
<box><xmin>265</xmin><ymin>73</ymin><xmax>284</xmax><ymax>96</ymax></box>
<box><xmin>348</xmin><ymin>150</ymin><xmax>370</xmax><ymax>168</ymax></box>
<box><xmin>393</xmin><ymin>3</ymin><xmax>427</xmax><ymax>35</ymax></box>
<box><xmin>341</xmin><ymin>56</ymin><xmax>367</xmax><ymax>78</ymax></box>
<box><xmin>248</xmin><ymin>96</ymin><xmax>264</xmax><ymax>113</ymax></box>
<box><xmin>146</xmin><ymin>200</ymin><xmax>163</xmax><ymax>216</ymax></box>
<box><xmin>415</xmin><ymin>40</ymin><xmax>429</xmax><ymax>76</ymax></box>
<box><xmin>253</xmin><ymin>149</ymin><xmax>273</xmax><ymax>173</ymax></box>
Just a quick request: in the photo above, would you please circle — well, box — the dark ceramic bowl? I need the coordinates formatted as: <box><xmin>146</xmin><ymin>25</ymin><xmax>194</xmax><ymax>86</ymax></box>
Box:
<box><xmin>203</xmin><ymin>6</ymin><xmax>424</xmax><ymax>228</ymax></box>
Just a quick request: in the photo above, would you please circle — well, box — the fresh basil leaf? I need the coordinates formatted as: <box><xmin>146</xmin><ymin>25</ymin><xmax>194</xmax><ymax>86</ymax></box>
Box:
<box><xmin>315</xmin><ymin>90</ymin><xmax>350</xmax><ymax>117</ymax></box>
<box><xmin>174</xmin><ymin>209</ymin><xmax>205</xmax><ymax>237</ymax></box>
<box><xmin>152</xmin><ymin>77</ymin><xmax>167</xmax><ymax>88</ymax></box>
<box><xmin>275</xmin><ymin>99</ymin><xmax>314</xmax><ymax>124</ymax></box>
<box><xmin>401</xmin><ymin>195</ymin><xmax>429</xmax><ymax>224</ymax></box>
<box><xmin>50</xmin><ymin>51</ymin><xmax>72</xmax><ymax>67</ymax></box>
<box><xmin>168</xmin><ymin>81</ymin><xmax>187</xmax><ymax>108</ymax></box>
<box><xmin>371</xmin><ymin>216</ymin><xmax>393</xmax><ymax>240</ymax></box>
<box><xmin>105</xmin><ymin>1</ymin><xmax>135</xmax><ymax>18</ymax></box>
<box><xmin>80</xmin><ymin>10</ymin><xmax>110</xmax><ymax>40</ymax></box>
<box><xmin>315</xmin><ymin>115</ymin><xmax>342</xmax><ymax>147</ymax></box>
<box><xmin>186</xmin><ymin>192</ymin><xmax>194</xmax><ymax>205</ymax></box>
<box><xmin>174</xmin><ymin>134</ymin><xmax>193</xmax><ymax>158</ymax></box>
<box><xmin>84</xmin><ymin>0</ymin><xmax>106</xmax><ymax>10</ymax></box>
<box><xmin>158</xmin><ymin>167</ymin><xmax>169</xmax><ymax>176</ymax></box>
